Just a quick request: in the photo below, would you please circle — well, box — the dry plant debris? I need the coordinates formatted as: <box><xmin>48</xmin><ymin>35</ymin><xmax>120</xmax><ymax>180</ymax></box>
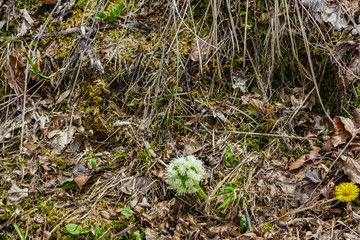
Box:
<box><xmin>1</xmin><ymin>0</ymin><xmax>360</xmax><ymax>239</ymax></box>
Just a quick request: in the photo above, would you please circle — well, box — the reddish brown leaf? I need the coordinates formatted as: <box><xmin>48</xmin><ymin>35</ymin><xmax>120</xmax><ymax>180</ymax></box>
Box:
<box><xmin>73</xmin><ymin>160</ymin><xmax>93</xmax><ymax>190</ymax></box>
<box><xmin>321</xmin><ymin>139</ymin><xmax>332</xmax><ymax>152</ymax></box>
<box><xmin>43</xmin><ymin>0</ymin><xmax>57</xmax><ymax>4</ymax></box>
<box><xmin>307</xmin><ymin>146</ymin><xmax>321</xmax><ymax>160</ymax></box>
<box><xmin>249</xmin><ymin>98</ymin><xmax>264</xmax><ymax>110</ymax></box>
<box><xmin>353</xmin><ymin>108</ymin><xmax>360</xmax><ymax>128</ymax></box>
<box><xmin>331</xmin><ymin>116</ymin><xmax>355</xmax><ymax>147</ymax></box>
<box><xmin>289</xmin><ymin>154</ymin><xmax>306</xmax><ymax>170</ymax></box>
<box><xmin>289</xmin><ymin>144</ymin><xmax>320</xmax><ymax>170</ymax></box>
<box><xmin>5</xmin><ymin>55</ymin><xmax>25</xmax><ymax>95</ymax></box>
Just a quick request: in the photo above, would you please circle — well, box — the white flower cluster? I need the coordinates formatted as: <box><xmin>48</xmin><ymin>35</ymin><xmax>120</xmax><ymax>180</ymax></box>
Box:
<box><xmin>167</xmin><ymin>155</ymin><xmax>205</xmax><ymax>194</ymax></box>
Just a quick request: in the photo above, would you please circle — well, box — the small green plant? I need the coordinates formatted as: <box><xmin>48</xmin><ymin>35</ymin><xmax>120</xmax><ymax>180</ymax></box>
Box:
<box><xmin>121</xmin><ymin>207</ymin><xmax>133</xmax><ymax>217</ymax></box>
<box><xmin>169</xmin><ymin>117</ymin><xmax>201</xmax><ymax>137</ymax></box>
<box><xmin>96</xmin><ymin>2</ymin><xmax>124</xmax><ymax>23</ymax></box>
<box><xmin>66</xmin><ymin>221</ymin><xmax>120</xmax><ymax>239</ymax></box>
<box><xmin>101</xmin><ymin>150</ymin><xmax>127</xmax><ymax>170</ymax></box>
<box><xmin>65</xmin><ymin>224</ymin><xmax>89</xmax><ymax>235</ymax></box>
<box><xmin>240</xmin><ymin>214</ymin><xmax>248</xmax><ymax>233</ymax></box>
<box><xmin>89</xmin><ymin>157</ymin><xmax>97</xmax><ymax>168</ymax></box>
<box><xmin>222</xmin><ymin>141</ymin><xmax>240</xmax><ymax>167</ymax></box>
<box><xmin>211</xmin><ymin>182</ymin><xmax>238</xmax><ymax>209</ymax></box>
<box><xmin>12</xmin><ymin>222</ymin><xmax>25</xmax><ymax>240</ymax></box>
<box><xmin>26</xmin><ymin>55</ymin><xmax>51</xmax><ymax>79</ymax></box>
<box><xmin>0</xmin><ymin>38</ymin><xmax>21</xmax><ymax>48</ymax></box>
<box><xmin>134</xmin><ymin>145</ymin><xmax>156</xmax><ymax>172</ymax></box>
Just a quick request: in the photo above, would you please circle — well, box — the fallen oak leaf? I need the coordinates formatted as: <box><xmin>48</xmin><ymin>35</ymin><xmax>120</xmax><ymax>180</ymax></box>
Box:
<box><xmin>289</xmin><ymin>145</ymin><xmax>320</xmax><ymax>170</ymax></box>
<box><xmin>341</xmin><ymin>155</ymin><xmax>360</xmax><ymax>184</ymax></box>
<box><xmin>182</xmin><ymin>133</ymin><xmax>202</xmax><ymax>155</ymax></box>
<box><xmin>5</xmin><ymin>55</ymin><xmax>25</xmax><ymax>95</ymax></box>
<box><xmin>190</xmin><ymin>35</ymin><xmax>214</xmax><ymax>62</ymax></box>
<box><xmin>331</xmin><ymin>116</ymin><xmax>356</xmax><ymax>147</ymax></box>
<box><xmin>289</xmin><ymin>155</ymin><xmax>306</xmax><ymax>171</ymax></box>
<box><xmin>73</xmin><ymin>159</ymin><xmax>94</xmax><ymax>190</ymax></box>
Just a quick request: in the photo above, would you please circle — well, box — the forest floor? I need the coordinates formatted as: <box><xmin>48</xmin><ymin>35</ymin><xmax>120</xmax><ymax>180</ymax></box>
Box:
<box><xmin>1</xmin><ymin>0</ymin><xmax>360</xmax><ymax>239</ymax></box>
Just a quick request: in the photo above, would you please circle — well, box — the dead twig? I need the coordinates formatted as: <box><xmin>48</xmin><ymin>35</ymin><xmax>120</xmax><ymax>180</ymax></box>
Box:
<box><xmin>215</xmin><ymin>130</ymin><xmax>316</xmax><ymax>140</ymax></box>
<box><xmin>0</xmin><ymin>23</ymin><xmax>153</xmax><ymax>41</ymax></box>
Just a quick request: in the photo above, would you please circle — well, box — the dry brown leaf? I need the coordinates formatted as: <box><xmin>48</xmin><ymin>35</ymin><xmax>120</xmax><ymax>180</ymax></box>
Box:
<box><xmin>182</xmin><ymin>133</ymin><xmax>202</xmax><ymax>155</ymax></box>
<box><xmin>42</xmin><ymin>40</ymin><xmax>58</xmax><ymax>58</ymax></box>
<box><xmin>184</xmin><ymin>113</ymin><xmax>202</xmax><ymax>126</ymax></box>
<box><xmin>151</xmin><ymin>165</ymin><xmax>167</xmax><ymax>182</ymax></box>
<box><xmin>353</xmin><ymin>108</ymin><xmax>360</xmax><ymax>128</ymax></box>
<box><xmin>73</xmin><ymin>160</ymin><xmax>93</xmax><ymax>190</ymax></box>
<box><xmin>307</xmin><ymin>145</ymin><xmax>321</xmax><ymax>159</ymax></box>
<box><xmin>331</xmin><ymin>116</ymin><xmax>355</xmax><ymax>147</ymax></box>
<box><xmin>145</xmin><ymin>228</ymin><xmax>162</xmax><ymax>240</ymax></box>
<box><xmin>249</xmin><ymin>99</ymin><xmax>264</xmax><ymax>110</ymax></box>
<box><xmin>332</xmin><ymin>39</ymin><xmax>360</xmax><ymax>96</ymax></box>
<box><xmin>5</xmin><ymin>55</ymin><xmax>25</xmax><ymax>95</ymax></box>
<box><xmin>208</xmin><ymin>223</ymin><xmax>236</xmax><ymax>235</ymax></box>
<box><xmin>321</xmin><ymin>139</ymin><xmax>332</xmax><ymax>152</ymax></box>
<box><xmin>43</xmin><ymin>0</ymin><xmax>57</xmax><ymax>4</ymax></box>
<box><xmin>289</xmin><ymin>144</ymin><xmax>320</xmax><ymax>170</ymax></box>
<box><xmin>320</xmin><ymin>180</ymin><xmax>336</xmax><ymax>199</ymax></box>
<box><xmin>18</xmin><ymin>9</ymin><xmax>34</xmax><ymax>36</ymax></box>
<box><xmin>55</xmin><ymin>89</ymin><xmax>70</xmax><ymax>105</ymax></box>
<box><xmin>8</xmin><ymin>183</ymin><xmax>29</xmax><ymax>204</ymax></box>
<box><xmin>190</xmin><ymin>35</ymin><xmax>214</xmax><ymax>62</ymax></box>
<box><xmin>341</xmin><ymin>155</ymin><xmax>360</xmax><ymax>184</ymax></box>
<box><xmin>237</xmin><ymin>232</ymin><xmax>262</xmax><ymax>240</ymax></box>
<box><xmin>51</xmin><ymin>126</ymin><xmax>76</xmax><ymax>154</ymax></box>
<box><xmin>101</xmin><ymin>38</ymin><xmax>119</xmax><ymax>61</ymax></box>
<box><xmin>289</xmin><ymin>155</ymin><xmax>306</xmax><ymax>171</ymax></box>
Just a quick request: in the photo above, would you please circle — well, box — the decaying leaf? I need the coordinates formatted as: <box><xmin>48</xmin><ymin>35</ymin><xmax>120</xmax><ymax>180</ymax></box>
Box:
<box><xmin>332</xmin><ymin>39</ymin><xmax>360</xmax><ymax>96</ymax></box>
<box><xmin>301</xmin><ymin>0</ymin><xmax>353</xmax><ymax>30</ymax></box>
<box><xmin>190</xmin><ymin>35</ymin><xmax>214</xmax><ymax>62</ymax></box>
<box><xmin>289</xmin><ymin>155</ymin><xmax>306</xmax><ymax>171</ymax></box>
<box><xmin>73</xmin><ymin>159</ymin><xmax>94</xmax><ymax>189</ymax></box>
<box><xmin>320</xmin><ymin>181</ymin><xmax>336</xmax><ymax>199</ymax></box>
<box><xmin>43</xmin><ymin>0</ymin><xmax>57</xmax><ymax>5</ymax></box>
<box><xmin>8</xmin><ymin>183</ymin><xmax>29</xmax><ymax>204</ymax></box>
<box><xmin>306</xmin><ymin>169</ymin><xmax>321</xmax><ymax>183</ymax></box>
<box><xmin>18</xmin><ymin>9</ymin><xmax>35</xmax><ymax>36</ymax></box>
<box><xmin>101</xmin><ymin>38</ymin><xmax>119</xmax><ymax>61</ymax></box>
<box><xmin>182</xmin><ymin>133</ymin><xmax>202</xmax><ymax>155</ymax></box>
<box><xmin>42</xmin><ymin>40</ymin><xmax>58</xmax><ymax>58</ymax></box>
<box><xmin>5</xmin><ymin>55</ymin><xmax>25</xmax><ymax>96</ymax></box>
<box><xmin>289</xmin><ymin>143</ymin><xmax>320</xmax><ymax>170</ymax></box>
<box><xmin>55</xmin><ymin>89</ymin><xmax>71</xmax><ymax>105</ymax></box>
<box><xmin>331</xmin><ymin>116</ymin><xmax>355</xmax><ymax>147</ymax></box>
<box><xmin>184</xmin><ymin>113</ymin><xmax>202</xmax><ymax>126</ymax></box>
<box><xmin>232</xmin><ymin>70</ymin><xmax>248</xmax><ymax>92</ymax></box>
<box><xmin>50</xmin><ymin>126</ymin><xmax>76</xmax><ymax>154</ymax></box>
<box><xmin>341</xmin><ymin>155</ymin><xmax>360</xmax><ymax>184</ymax></box>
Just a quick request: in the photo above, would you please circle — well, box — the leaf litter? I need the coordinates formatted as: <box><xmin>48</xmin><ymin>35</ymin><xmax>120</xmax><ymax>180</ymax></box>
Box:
<box><xmin>1</xmin><ymin>0</ymin><xmax>360</xmax><ymax>239</ymax></box>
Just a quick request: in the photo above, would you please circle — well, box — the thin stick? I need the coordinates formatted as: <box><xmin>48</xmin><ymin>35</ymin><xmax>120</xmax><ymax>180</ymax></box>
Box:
<box><xmin>242</xmin><ymin>0</ymin><xmax>249</xmax><ymax>68</ymax></box>
<box><xmin>0</xmin><ymin>23</ymin><xmax>153</xmax><ymax>40</ymax></box>
<box><xmin>226</xmin><ymin>130</ymin><xmax>315</xmax><ymax>140</ymax></box>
